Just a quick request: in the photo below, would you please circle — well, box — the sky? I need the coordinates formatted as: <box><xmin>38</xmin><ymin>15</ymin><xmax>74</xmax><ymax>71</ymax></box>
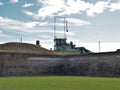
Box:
<box><xmin>0</xmin><ymin>0</ymin><xmax>120</xmax><ymax>52</ymax></box>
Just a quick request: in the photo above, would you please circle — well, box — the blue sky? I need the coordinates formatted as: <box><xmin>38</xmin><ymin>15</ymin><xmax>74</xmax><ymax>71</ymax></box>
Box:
<box><xmin>0</xmin><ymin>0</ymin><xmax>120</xmax><ymax>52</ymax></box>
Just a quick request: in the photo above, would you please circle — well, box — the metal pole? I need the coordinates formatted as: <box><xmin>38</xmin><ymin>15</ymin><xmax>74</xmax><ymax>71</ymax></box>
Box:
<box><xmin>21</xmin><ymin>37</ymin><xmax>22</xmax><ymax>43</ymax></box>
<box><xmin>54</xmin><ymin>17</ymin><xmax>56</xmax><ymax>39</ymax></box>
<box><xmin>64</xmin><ymin>17</ymin><xmax>66</xmax><ymax>39</ymax></box>
<box><xmin>54</xmin><ymin>16</ymin><xmax>66</xmax><ymax>39</ymax></box>
<box><xmin>66</xmin><ymin>20</ymin><xmax>68</xmax><ymax>39</ymax></box>
<box><xmin>99</xmin><ymin>41</ymin><xmax>101</xmax><ymax>52</ymax></box>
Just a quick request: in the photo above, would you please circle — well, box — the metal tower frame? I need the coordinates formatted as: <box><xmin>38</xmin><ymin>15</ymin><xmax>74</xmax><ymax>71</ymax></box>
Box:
<box><xmin>54</xmin><ymin>16</ymin><xmax>66</xmax><ymax>39</ymax></box>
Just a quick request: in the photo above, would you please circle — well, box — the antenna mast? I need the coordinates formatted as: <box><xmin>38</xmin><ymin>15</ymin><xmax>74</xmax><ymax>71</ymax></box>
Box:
<box><xmin>54</xmin><ymin>16</ymin><xmax>66</xmax><ymax>39</ymax></box>
<box><xmin>64</xmin><ymin>17</ymin><xmax>66</xmax><ymax>39</ymax></box>
<box><xmin>99</xmin><ymin>41</ymin><xmax>101</xmax><ymax>52</ymax></box>
<box><xmin>54</xmin><ymin>17</ymin><xmax>56</xmax><ymax>39</ymax></box>
<box><xmin>20</xmin><ymin>37</ymin><xmax>22</xmax><ymax>43</ymax></box>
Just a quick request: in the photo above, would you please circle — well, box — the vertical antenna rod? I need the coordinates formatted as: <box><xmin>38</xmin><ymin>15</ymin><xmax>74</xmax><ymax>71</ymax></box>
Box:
<box><xmin>54</xmin><ymin>16</ymin><xmax>66</xmax><ymax>39</ymax></box>
<box><xmin>64</xmin><ymin>17</ymin><xmax>66</xmax><ymax>39</ymax></box>
<box><xmin>20</xmin><ymin>37</ymin><xmax>22</xmax><ymax>43</ymax></box>
<box><xmin>99</xmin><ymin>41</ymin><xmax>101</xmax><ymax>52</ymax></box>
<box><xmin>54</xmin><ymin>17</ymin><xmax>56</xmax><ymax>39</ymax></box>
<box><xmin>66</xmin><ymin>20</ymin><xmax>68</xmax><ymax>39</ymax></box>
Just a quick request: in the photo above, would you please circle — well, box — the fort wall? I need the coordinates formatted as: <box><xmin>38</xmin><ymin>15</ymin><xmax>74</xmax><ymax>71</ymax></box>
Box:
<box><xmin>0</xmin><ymin>52</ymin><xmax>120</xmax><ymax>77</ymax></box>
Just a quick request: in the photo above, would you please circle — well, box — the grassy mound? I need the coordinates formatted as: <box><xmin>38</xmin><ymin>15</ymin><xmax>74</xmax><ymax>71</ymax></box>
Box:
<box><xmin>0</xmin><ymin>42</ymin><xmax>53</xmax><ymax>55</ymax></box>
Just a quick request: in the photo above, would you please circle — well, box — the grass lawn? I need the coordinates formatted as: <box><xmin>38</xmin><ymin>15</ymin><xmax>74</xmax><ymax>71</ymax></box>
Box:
<box><xmin>0</xmin><ymin>76</ymin><xmax>120</xmax><ymax>90</ymax></box>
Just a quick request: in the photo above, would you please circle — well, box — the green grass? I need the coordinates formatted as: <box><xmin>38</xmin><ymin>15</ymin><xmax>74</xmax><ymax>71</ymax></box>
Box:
<box><xmin>0</xmin><ymin>76</ymin><xmax>120</xmax><ymax>90</ymax></box>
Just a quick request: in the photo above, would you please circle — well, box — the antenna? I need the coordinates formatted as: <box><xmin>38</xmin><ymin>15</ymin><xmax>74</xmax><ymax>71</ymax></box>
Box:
<box><xmin>65</xmin><ymin>20</ymin><xmax>68</xmax><ymax>39</ymax></box>
<box><xmin>66</xmin><ymin>20</ymin><xmax>68</xmax><ymax>32</ymax></box>
<box><xmin>53</xmin><ymin>16</ymin><xmax>69</xmax><ymax>50</ymax></box>
<box><xmin>53</xmin><ymin>16</ymin><xmax>66</xmax><ymax>39</ymax></box>
<box><xmin>99</xmin><ymin>41</ymin><xmax>101</xmax><ymax>52</ymax></box>
<box><xmin>20</xmin><ymin>37</ymin><xmax>22</xmax><ymax>43</ymax></box>
<box><xmin>54</xmin><ymin>17</ymin><xmax>56</xmax><ymax>39</ymax></box>
<box><xmin>64</xmin><ymin>17</ymin><xmax>66</xmax><ymax>39</ymax></box>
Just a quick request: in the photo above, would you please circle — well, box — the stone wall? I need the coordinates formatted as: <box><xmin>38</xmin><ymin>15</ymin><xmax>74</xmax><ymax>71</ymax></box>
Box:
<box><xmin>68</xmin><ymin>53</ymin><xmax>120</xmax><ymax>76</ymax></box>
<box><xmin>0</xmin><ymin>52</ymin><xmax>120</xmax><ymax>77</ymax></box>
<box><xmin>0</xmin><ymin>53</ymin><xmax>29</xmax><ymax>76</ymax></box>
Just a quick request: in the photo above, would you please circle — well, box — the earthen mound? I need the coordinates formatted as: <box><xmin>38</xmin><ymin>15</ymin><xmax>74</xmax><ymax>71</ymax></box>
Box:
<box><xmin>0</xmin><ymin>42</ymin><xmax>53</xmax><ymax>55</ymax></box>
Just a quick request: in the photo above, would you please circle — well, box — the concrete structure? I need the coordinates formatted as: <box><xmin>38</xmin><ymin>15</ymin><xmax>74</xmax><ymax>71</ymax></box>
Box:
<box><xmin>54</xmin><ymin>38</ymin><xmax>91</xmax><ymax>54</ymax></box>
<box><xmin>0</xmin><ymin>51</ymin><xmax>120</xmax><ymax>77</ymax></box>
<box><xmin>53</xmin><ymin>17</ymin><xmax>91</xmax><ymax>54</ymax></box>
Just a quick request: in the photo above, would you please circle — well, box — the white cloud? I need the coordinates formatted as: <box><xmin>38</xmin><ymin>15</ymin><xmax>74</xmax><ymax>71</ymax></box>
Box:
<box><xmin>59</xmin><ymin>0</ymin><xmax>92</xmax><ymax>15</ymax></box>
<box><xmin>36</xmin><ymin>0</ymin><xmax>112</xmax><ymax>18</ymax></box>
<box><xmin>34</xmin><ymin>29</ymin><xmax>74</xmax><ymax>36</ymax></box>
<box><xmin>86</xmin><ymin>1</ymin><xmax>109</xmax><ymax>17</ymax></box>
<box><xmin>39</xmin><ymin>22</ymin><xmax>48</xmax><ymax>26</ymax></box>
<box><xmin>67</xmin><ymin>18</ymin><xmax>91</xmax><ymax>26</ymax></box>
<box><xmin>25</xmin><ymin>21</ymin><xmax>48</xmax><ymax>28</ymax></box>
<box><xmin>37</xmin><ymin>0</ymin><xmax>65</xmax><ymax>18</ymax></box>
<box><xmin>0</xmin><ymin>16</ymin><xmax>48</xmax><ymax>33</ymax></box>
<box><xmin>22</xmin><ymin>0</ymin><xmax>120</xmax><ymax>19</ymax></box>
<box><xmin>0</xmin><ymin>2</ymin><xmax>3</xmax><ymax>6</ymax></box>
<box><xmin>22</xmin><ymin>10</ymin><xmax>39</xmax><ymax>19</ymax></box>
<box><xmin>25</xmin><ymin>22</ymin><xmax>39</xmax><ymax>28</ymax></box>
<box><xmin>0</xmin><ymin>16</ymin><xmax>74</xmax><ymax>37</ymax></box>
<box><xmin>0</xmin><ymin>16</ymin><xmax>26</xmax><ymax>32</ymax></box>
<box><xmin>0</xmin><ymin>30</ymin><xmax>10</xmax><ymax>38</ymax></box>
<box><xmin>48</xmin><ymin>22</ymin><xmax>65</xmax><ymax>27</ymax></box>
<box><xmin>37</xmin><ymin>0</ymin><xmax>92</xmax><ymax>18</ymax></box>
<box><xmin>109</xmin><ymin>2</ymin><xmax>120</xmax><ymax>11</ymax></box>
<box><xmin>10</xmin><ymin>0</ymin><xmax>19</xmax><ymax>3</ymax></box>
<box><xmin>22</xmin><ymin>2</ymin><xmax>34</xmax><ymax>8</ymax></box>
